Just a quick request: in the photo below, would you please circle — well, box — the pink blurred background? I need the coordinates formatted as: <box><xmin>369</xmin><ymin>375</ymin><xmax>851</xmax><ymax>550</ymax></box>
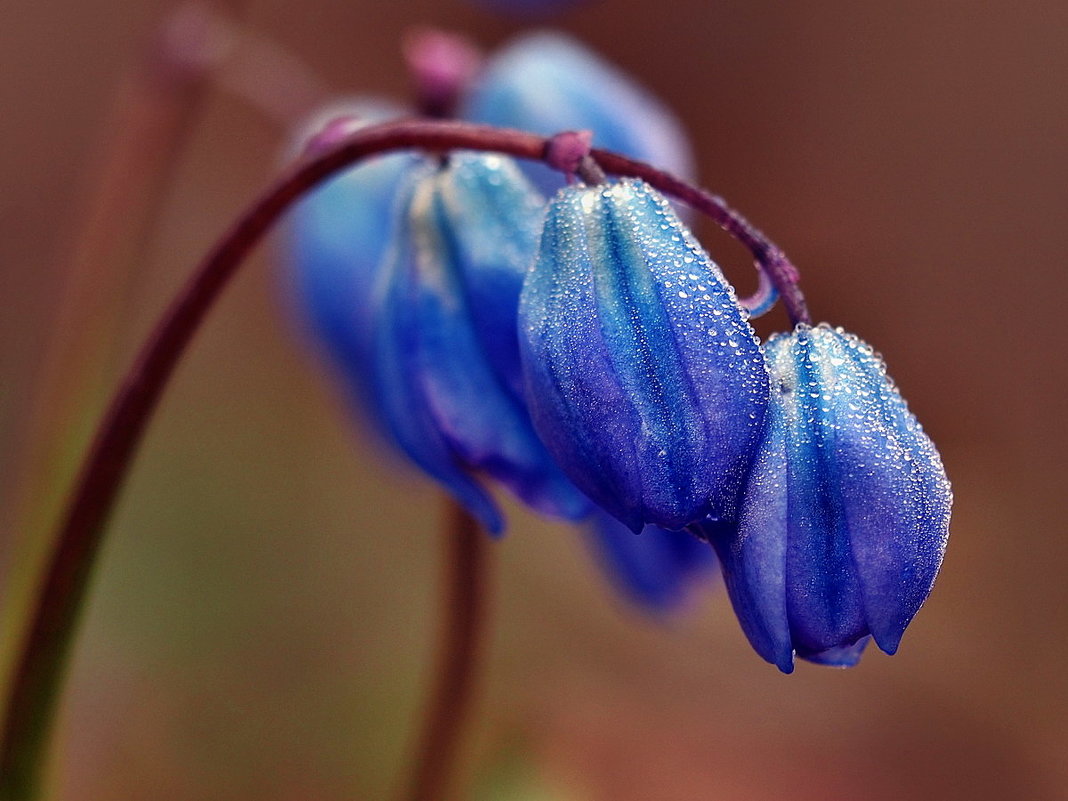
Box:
<box><xmin>2</xmin><ymin>0</ymin><xmax>1067</xmax><ymax>798</ymax></box>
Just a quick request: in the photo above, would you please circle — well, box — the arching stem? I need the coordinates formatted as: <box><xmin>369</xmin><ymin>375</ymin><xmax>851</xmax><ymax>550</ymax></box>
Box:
<box><xmin>0</xmin><ymin>118</ymin><xmax>807</xmax><ymax>800</ymax></box>
<box><xmin>588</xmin><ymin>148</ymin><xmax>811</xmax><ymax>325</ymax></box>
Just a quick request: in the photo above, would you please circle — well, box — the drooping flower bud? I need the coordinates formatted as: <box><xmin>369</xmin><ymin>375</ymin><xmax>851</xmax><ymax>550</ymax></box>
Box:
<box><xmin>461</xmin><ymin>33</ymin><xmax>694</xmax><ymax>194</ymax></box>
<box><xmin>701</xmin><ymin>324</ymin><xmax>952</xmax><ymax>671</ymax></box>
<box><xmin>369</xmin><ymin>154</ymin><xmax>591</xmax><ymax>534</ymax></box>
<box><xmin>434</xmin><ymin>152</ymin><xmax>545</xmax><ymax>400</ymax></box>
<box><xmin>585</xmin><ymin>512</ymin><xmax>717</xmax><ymax>612</ymax></box>
<box><xmin>284</xmin><ymin>99</ymin><xmax>416</xmax><ymax>413</ymax></box>
<box><xmin>519</xmin><ymin>179</ymin><xmax>770</xmax><ymax>533</ymax></box>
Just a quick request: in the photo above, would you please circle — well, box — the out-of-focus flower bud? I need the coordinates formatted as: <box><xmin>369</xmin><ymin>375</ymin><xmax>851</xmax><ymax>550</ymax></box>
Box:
<box><xmin>370</xmin><ymin>155</ymin><xmax>592</xmax><ymax>534</ymax></box>
<box><xmin>461</xmin><ymin>33</ymin><xmax>693</xmax><ymax>194</ymax></box>
<box><xmin>284</xmin><ymin>99</ymin><xmax>416</xmax><ymax>412</ymax></box>
<box><xmin>585</xmin><ymin>512</ymin><xmax>717</xmax><ymax>612</ymax></box>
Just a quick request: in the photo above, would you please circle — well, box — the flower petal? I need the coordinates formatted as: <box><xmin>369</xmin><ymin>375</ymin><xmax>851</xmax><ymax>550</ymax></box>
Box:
<box><xmin>765</xmin><ymin>328</ymin><xmax>871</xmax><ymax>659</ymax></box>
<box><xmin>519</xmin><ymin>180</ymin><xmax>769</xmax><ymax>532</ymax></box>
<box><xmin>702</xmin><ymin>434</ymin><xmax>795</xmax><ymax>672</ymax></box>
<box><xmin>370</xmin><ymin>166</ymin><xmax>505</xmax><ymax>533</ymax></box>
<box><xmin>284</xmin><ymin>98</ymin><xmax>417</xmax><ymax>411</ymax></box>
<box><xmin>468</xmin><ymin>0</ymin><xmax>586</xmax><ymax>14</ymax></box>
<box><xmin>417</xmin><ymin>161</ymin><xmax>591</xmax><ymax>521</ymax></box>
<box><xmin>806</xmin><ymin>325</ymin><xmax>952</xmax><ymax>654</ymax></box>
<box><xmin>586</xmin><ymin>512</ymin><xmax>716</xmax><ymax>612</ymax></box>
<box><xmin>435</xmin><ymin>152</ymin><xmax>547</xmax><ymax>399</ymax></box>
<box><xmin>371</xmin><ymin>157</ymin><xmax>591</xmax><ymax>529</ymax></box>
<box><xmin>461</xmin><ymin>33</ymin><xmax>693</xmax><ymax>194</ymax></box>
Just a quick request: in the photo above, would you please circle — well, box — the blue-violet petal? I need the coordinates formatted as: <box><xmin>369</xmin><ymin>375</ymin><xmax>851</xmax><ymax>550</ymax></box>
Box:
<box><xmin>519</xmin><ymin>179</ymin><xmax>769</xmax><ymax>532</ymax></box>
<box><xmin>461</xmin><ymin>32</ymin><xmax>694</xmax><ymax>195</ymax></box>
<box><xmin>585</xmin><ymin>511</ymin><xmax>716</xmax><ymax>612</ymax></box>
<box><xmin>284</xmin><ymin>98</ymin><xmax>416</xmax><ymax>411</ymax></box>
<box><xmin>369</xmin><ymin>165</ymin><xmax>504</xmax><ymax>532</ymax></box>
<box><xmin>705</xmin><ymin>324</ymin><xmax>951</xmax><ymax>670</ymax></box>
<box><xmin>435</xmin><ymin>152</ymin><xmax>547</xmax><ymax>399</ymax></box>
<box><xmin>371</xmin><ymin>157</ymin><xmax>592</xmax><ymax>531</ymax></box>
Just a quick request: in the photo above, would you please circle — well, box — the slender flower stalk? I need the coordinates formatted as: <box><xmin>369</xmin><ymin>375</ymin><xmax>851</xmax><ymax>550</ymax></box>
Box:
<box><xmin>400</xmin><ymin>499</ymin><xmax>489</xmax><ymax>801</ymax></box>
<box><xmin>214</xmin><ymin>12</ymin><xmax>334</xmax><ymax>126</ymax></box>
<box><xmin>0</xmin><ymin>117</ymin><xmax>806</xmax><ymax>799</ymax></box>
<box><xmin>0</xmin><ymin>5</ymin><xmax>227</xmax><ymax>779</ymax></box>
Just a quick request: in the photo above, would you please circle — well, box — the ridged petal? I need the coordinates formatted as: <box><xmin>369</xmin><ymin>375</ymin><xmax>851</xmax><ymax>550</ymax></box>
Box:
<box><xmin>705</xmin><ymin>323</ymin><xmax>951</xmax><ymax>670</ymax></box>
<box><xmin>806</xmin><ymin>325</ymin><xmax>952</xmax><ymax>653</ymax></box>
<box><xmin>371</xmin><ymin>157</ymin><xmax>591</xmax><ymax>530</ymax></box>
<box><xmin>519</xmin><ymin>180</ymin><xmax>769</xmax><ymax>532</ymax></box>
<box><xmin>461</xmin><ymin>33</ymin><xmax>693</xmax><ymax>195</ymax></box>
<box><xmin>703</xmin><ymin>436</ymin><xmax>795</xmax><ymax>672</ymax></box>
<box><xmin>586</xmin><ymin>512</ymin><xmax>716</xmax><ymax>612</ymax></box>
<box><xmin>369</xmin><ymin>165</ymin><xmax>504</xmax><ymax>533</ymax></box>
<box><xmin>435</xmin><ymin>152</ymin><xmax>547</xmax><ymax>399</ymax></box>
<box><xmin>769</xmin><ymin>328</ymin><xmax>870</xmax><ymax>659</ymax></box>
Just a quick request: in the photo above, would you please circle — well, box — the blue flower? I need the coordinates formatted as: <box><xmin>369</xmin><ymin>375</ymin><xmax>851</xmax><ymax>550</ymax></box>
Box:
<box><xmin>461</xmin><ymin>32</ymin><xmax>694</xmax><ymax>195</ymax></box>
<box><xmin>519</xmin><ymin>179</ymin><xmax>770</xmax><ymax>533</ymax></box>
<box><xmin>283</xmin><ymin>99</ymin><xmax>418</xmax><ymax>415</ymax></box>
<box><xmin>284</xmin><ymin>23</ymin><xmax>700</xmax><ymax>537</ymax></box>
<box><xmin>468</xmin><ymin>0</ymin><xmax>587</xmax><ymax>14</ymax></box>
<box><xmin>367</xmin><ymin>154</ymin><xmax>591</xmax><ymax>534</ymax></box>
<box><xmin>585</xmin><ymin>512</ymin><xmax>717</xmax><ymax>611</ymax></box>
<box><xmin>287</xmin><ymin>28</ymin><xmax>696</xmax><ymax>409</ymax></box>
<box><xmin>699</xmin><ymin>324</ymin><xmax>952</xmax><ymax>671</ymax></box>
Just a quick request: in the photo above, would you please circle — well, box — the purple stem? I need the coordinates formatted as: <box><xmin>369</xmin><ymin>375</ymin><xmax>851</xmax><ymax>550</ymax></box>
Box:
<box><xmin>399</xmin><ymin>499</ymin><xmax>488</xmax><ymax>801</ymax></box>
<box><xmin>541</xmin><ymin>129</ymin><xmax>795</xmax><ymax>318</ymax></box>
<box><xmin>0</xmin><ymin>118</ymin><xmax>807</xmax><ymax>799</ymax></box>
<box><xmin>589</xmin><ymin>147</ymin><xmax>811</xmax><ymax>325</ymax></box>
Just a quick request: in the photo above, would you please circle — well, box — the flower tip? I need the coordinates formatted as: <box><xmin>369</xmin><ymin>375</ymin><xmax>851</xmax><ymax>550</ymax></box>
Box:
<box><xmin>482</xmin><ymin>515</ymin><xmax>506</xmax><ymax>538</ymax></box>
<box><xmin>620</xmin><ymin>513</ymin><xmax>647</xmax><ymax>537</ymax></box>
<box><xmin>456</xmin><ymin>486</ymin><xmax>506</xmax><ymax>537</ymax></box>
<box><xmin>873</xmin><ymin>629</ymin><xmax>903</xmax><ymax>656</ymax></box>
<box><xmin>467</xmin><ymin>0</ymin><xmax>587</xmax><ymax>16</ymax></box>
<box><xmin>799</xmin><ymin>637</ymin><xmax>871</xmax><ymax>668</ymax></box>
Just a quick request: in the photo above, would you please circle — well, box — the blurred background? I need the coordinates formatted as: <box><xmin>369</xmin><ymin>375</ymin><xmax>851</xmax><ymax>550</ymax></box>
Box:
<box><xmin>2</xmin><ymin>0</ymin><xmax>1067</xmax><ymax>798</ymax></box>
